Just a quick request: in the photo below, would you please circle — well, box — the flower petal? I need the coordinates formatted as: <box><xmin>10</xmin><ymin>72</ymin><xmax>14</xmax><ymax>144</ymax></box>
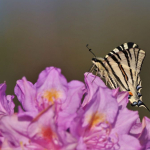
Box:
<box><xmin>0</xmin><ymin>83</ymin><xmax>15</xmax><ymax>116</ymax></box>
<box><xmin>35</xmin><ymin>67</ymin><xmax>68</xmax><ymax>109</ymax></box>
<box><xmin>130</xmin><ymin>118</ymin><xmax>143</xmax><ymax>138</ymax></box>
<box><xmin>14</xmin><ymin>77</ymin><xmax>38</xmax><ymax>112</ymax></box>
<box><xmin>82</xmin><ymin>73</ymin><xmax>107</xmax><ymax>107</ymax></box>
<box><xmin>76</xmin><ymin>137</ymin><xmax>87</xmax><ymax>150</ymax></box>
<box><xmin>117</xmin><ymin>91</ymin><xmax>129</xmax><ymax>109</ymax></box>
<box><xmin>0</xmin><ymin>114</ymin><xmax>30</xmax><ymax>147</ymax></box>
<box><xmin>28</xmin><ymin>106</ymin><xmax>63</xmax><ymax>149</ymax></box>
<box><xmin>83</xmin><ymin>87</ymin><xmax>118</xmax><ymax>124</ymax></box>
<box><xmin>57</xmin><ymin>80</ymin><xmax>84</xmax><ymax>130</ymax></box>
<box><xmin>111</xmin><ymin>108</ymin><xmax>139</xmax><ymax>135</ymax></box>
<box><xmin>139</xmin><ymin>117</ymin><xmax>150</xmax><ymax>149</ymax></box>
<box><xmin>119</xmin><ymin>134</ymin><xmax>142</xmax><ymax>150</ymax></box>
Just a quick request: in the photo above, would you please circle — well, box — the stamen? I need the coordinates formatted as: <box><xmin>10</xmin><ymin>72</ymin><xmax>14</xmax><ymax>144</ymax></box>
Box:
<box><xmin>88</xmin><ymin>112</ymin><xmax>106</xmax><ymax>128</ymax></box>
<box><xmin>20</xmin><ymin>141</ymin><xmax>25</xmax><ymax>150</ymax></box>
<box><xmin>43</xmin><ymin>89</ymin><xmax>61</xmax><ymax>104</ymax></box>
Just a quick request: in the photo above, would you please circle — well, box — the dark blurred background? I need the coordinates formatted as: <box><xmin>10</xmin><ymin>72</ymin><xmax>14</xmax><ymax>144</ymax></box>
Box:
<box><xmin>0</xmin><ymin>0</ymin><xmax>150</xmax><ymax>118</ymax></box>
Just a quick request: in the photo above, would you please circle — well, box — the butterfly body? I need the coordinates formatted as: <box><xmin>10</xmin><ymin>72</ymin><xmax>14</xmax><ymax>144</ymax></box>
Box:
<box><xmin>91</xmin><ymin>42</ymin><xmax>149</xmax><ymax>110</ymax></box>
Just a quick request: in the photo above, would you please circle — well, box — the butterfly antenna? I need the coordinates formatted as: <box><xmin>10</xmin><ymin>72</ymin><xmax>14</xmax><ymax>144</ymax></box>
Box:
<box><xmin>86</xmin><ymin>44</ymin><xmax>96</xmax><ymax>57</ymax></box>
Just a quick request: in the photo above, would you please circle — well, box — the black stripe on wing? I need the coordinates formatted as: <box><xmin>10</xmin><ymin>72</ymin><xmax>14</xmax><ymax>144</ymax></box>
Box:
<box><xmin>136</xmin><ymin>76</ymin><xmax>142</xmax><ymax>94</ymax></box>
<box><xmin>111</xmin><ymin>51</ymin><xmax>121</xmax><ymax>60</ymax></box>
<box><xmin>130</xmin><ymin>69</ymin><xmax>134</xmax><ymax>85</ymax></box>
<box><xmin>110</xmin><ymin>46</ymin><xmax>131</xmax><ymax>84</ymax></box>
<box><xmin>94</xmin><ymin>59</ymin><xmax>118</xmax><ymax>89</ymax></box>
<box><xmin>108</xmin><ymin>75</ymin><xmax>117</xmax><ymax>89</ymax></box>
<box><xmin>104</xmin><ymin>56</ymin><xmax>129</xmax><ymax>91</ymax></box>
<box><xmin>117</xmin><ymin>45</ymin><xmax>131</xmax><ymax>67</ymax></box>
<box><xmin>135</xmin><ymin>49</ymin><xmax>146</xmax><ymax>75</ymax></box>
<box><xmin>107</xmin><ymin>52</ymin><xmax>130</xmax><ymax>89</ymax></box>
<box><xmin>136</xmin><ymin>49</ymin><xmax>140</xmax><ymax>69</ymax></box>
<box><xmin>116</xmin><ymin>42</ymin><xmax>139</xmax><ymax>60</ymax></box>
<box><xmin>121</xmin><ymin>46</ymin><xmax>135</xmax><ymax>85</ymax></box>
<box><xmin>123</xmin><ymin>42</ymin><xmax>139</xmax><ymax>49</ymax></box>
<box><xmin>121</xmin><ymin>43</ymin><xmax>132</xmax><ymax>59</ymax></box>
<box><xmin>133</xmin><ymin>49</ymin><xmax>137</xmax><ymax>65</ymax></box>
<box><xmin>139</xmin><ymin>50</ymin><xmax>146</xmax><ymax>72</ymax></box>
<box><xmin>94</xmin><ymin>59</ymin><xmax>109</xmax><ymax>72</ymax></box>
<box><xmin>120</xmin><ymin>45</ymin><xmax>135</xmax><ymax>85</ymax></box>
<box><xmin>112</xmin><ymin>43</ymin><xmax>136</xmax><ymax>85</ymax></box>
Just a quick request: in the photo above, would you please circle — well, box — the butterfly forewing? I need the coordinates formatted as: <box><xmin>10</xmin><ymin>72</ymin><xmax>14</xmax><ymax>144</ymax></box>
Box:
<box><xmin>103</xmin><ymin>54</ymin><xmax>130</xmax><ymax>91</ymax></box>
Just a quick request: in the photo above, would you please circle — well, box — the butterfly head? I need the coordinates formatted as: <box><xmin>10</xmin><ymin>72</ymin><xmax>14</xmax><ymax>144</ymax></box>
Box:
<box><xmin>92</xmin><ymin>57</ymin><xmax>104</xmax><ymax>64</ymax></box>
<box><xmin>92</xmin><ymin>57</ymin><xmax>98</xmax><ymax>62</ymax></box>
<box><xmin>91</xmin><ymin>57</ymin><xmax>105</xmax><ymax>72</ymax></box>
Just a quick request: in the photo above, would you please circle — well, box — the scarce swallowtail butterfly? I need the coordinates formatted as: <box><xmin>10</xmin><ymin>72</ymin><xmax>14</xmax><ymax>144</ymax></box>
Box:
<box><xmin>87</xmin><ymin>42</ymin><xmax>150</xmax><ymax>111</ymax></box>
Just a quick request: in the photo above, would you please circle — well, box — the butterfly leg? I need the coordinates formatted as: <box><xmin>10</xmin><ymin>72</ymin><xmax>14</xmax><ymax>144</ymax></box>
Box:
<box><xmin>99</xmin><ymin>70</ymin><xmax>104</xmax><ymax>78</ymax></box>
<box><xmin>92</xmin><ymin>71</ymin><xmax>98</xmax><ymax>83</ymax></box>
<box><xmin>89</xmin><ymin>64</ymin><xmax>95</xmax><ymax>72</ymax></box>
<box><xmin>86</xmin><ymin>65</ymin><xmax>95</xmax><ymax>77</ymax></box>
<box><xmin>105</xmin><ymin>78</ymin><xmax>108</xmax><ymax>86</ymax></box>
<box><xmin>104</xmin><ymin>74</ymin><xmax>109</xmax><ymax>86</ymax></box>
<box><xmin>99</xmin><ymin>70</ymin><xmax>108</xmax><ymax>85</ymax></box>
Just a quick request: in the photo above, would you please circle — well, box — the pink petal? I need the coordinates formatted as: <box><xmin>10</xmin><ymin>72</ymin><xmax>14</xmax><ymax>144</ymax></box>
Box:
<box><xmin>0</xmin><ymin>114</ymin><xmax>30</xmax><ymax>147</ymax></box>
<box><xmin>28</xmin><ymin>106</ymin><xmax>63</xmax><ymax>149</ymax></box>
<box><xmin>14</xmin><ymin>77</ymin><xmax>38</xmax><ymax>112</ymax></box>
<box><xmin>119</xmin><ymin>134</ymin><xmax>142</xmax><ymax>150</ymax></box>
<box><xmin>139</xmin><ymin>117</ymin><xmax>150</xmax><ymax>149</ymax></box>
<box><xmin>0</xmin><ymin>83</ymin><xmax>15</xmax><ymax>116</ymax></box>
<box><xmin>57</xmin><ymin>80</ymin><xmax>84</xmax><ymax>130</ymax></box>
<box><xmin>35</xmin><ymin>67</ymin><xmax>68</xmax><ymax>108</ymax></box>
<box><xmin>111</xmin><ymin>108</ymin><xmax>139</xmax><ymax>135</ymax></box>
<box><xmin>82</xmin><ymin>73</ymin><xmax>107</xmax><ymax>107</ymax></box>
<box><xmin>117</xmin><ymin>91</ymin><xmax>129</xmax><ymax>109</ymax></box>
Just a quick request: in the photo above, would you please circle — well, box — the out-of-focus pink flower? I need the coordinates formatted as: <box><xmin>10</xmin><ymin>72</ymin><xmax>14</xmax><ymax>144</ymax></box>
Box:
<box><xmin>0</xmin><ymin>82</ymin><xmax>15</xmax><ymax>117</ymax></box>
<box><xmin>0</xmin><ymin>114</ymin><xmax>31</xmax><ymax>149</ymax></box>
<box><xmin>0</xmin><ymin>82</ymin><xmax>15</xmax><ymax>148</ymax></box>
<box><xmin>69</xmin><ymin>73</ymin><xmax>142</xmax><ymax>150</ymax></box>
<box><xmin>130</xmin><ymin>116</ymin><xmax>150</xmax><ymax>150</ymax></box>
<box><xmin>0</xmin><ymin>67</ymin><xmax>83</xmax><ymax>149</ymax></box>
<box><xmin>0</xmin><ymin>105</ymin><xmax>75</xmax><ymax>149</ymax></box>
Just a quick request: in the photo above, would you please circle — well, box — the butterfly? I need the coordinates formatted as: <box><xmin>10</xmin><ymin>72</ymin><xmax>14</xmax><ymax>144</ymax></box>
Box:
<box><xmin>87</xmin><ymin>42</ymin><xmax>150</xmax><ymax>111</ymax></box>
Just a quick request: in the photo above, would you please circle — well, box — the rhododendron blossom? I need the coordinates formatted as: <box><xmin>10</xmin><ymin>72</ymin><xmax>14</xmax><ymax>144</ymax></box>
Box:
<box><xmin>0</xmin><ymin>66</ymin><xmax>149</xmax><ymax>150</ymax></box>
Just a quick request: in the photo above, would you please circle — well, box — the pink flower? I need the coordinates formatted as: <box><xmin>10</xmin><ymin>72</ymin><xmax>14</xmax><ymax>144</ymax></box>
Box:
<box><xmin>0</xmin><ymin>67</ymin><xmax>84</xmax><ymax>149</ymax></box>
<box><xmin>15</xmin><ymin>67</ymin><xmax>84</xmax><ymax>129</ymax></box>
<box><xmin>0</xmin><ymin>67</ymin><xmax>149</xmax><ymax>149</ymax></box>
<box><xmin>69</xmin><ymin>73</ymin><xmax>142</xmax><ymax>150</ymax></box>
